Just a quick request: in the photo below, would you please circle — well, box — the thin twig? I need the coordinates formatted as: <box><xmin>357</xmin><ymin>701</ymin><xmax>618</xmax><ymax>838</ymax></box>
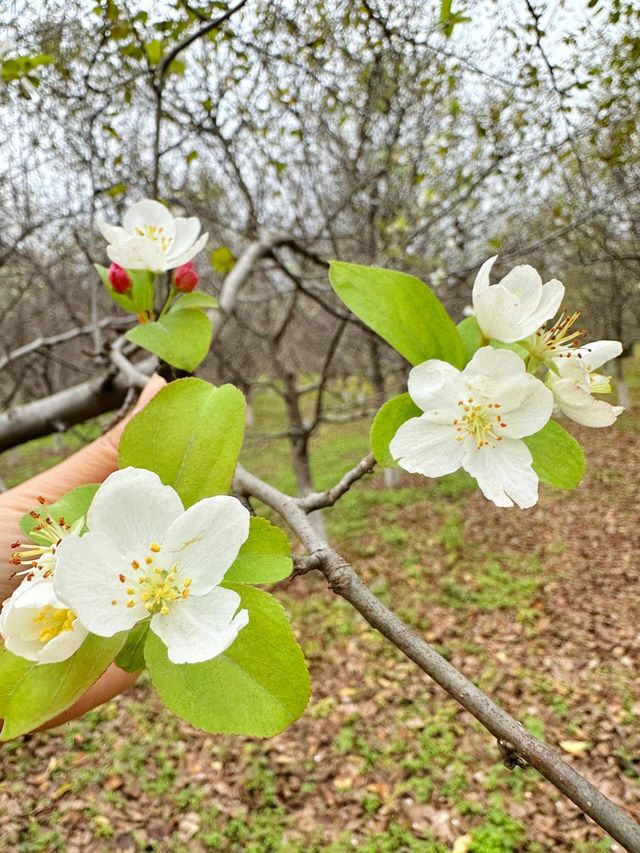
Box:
<box><xmin>299</xmin><ymin>452</ymin><xmax>376</xmax><ymax>511</ymax></box>
<box><xmin>109</xmin><ymin>337</ymin><xmax>153</xmax><ymax>389</ymax></box>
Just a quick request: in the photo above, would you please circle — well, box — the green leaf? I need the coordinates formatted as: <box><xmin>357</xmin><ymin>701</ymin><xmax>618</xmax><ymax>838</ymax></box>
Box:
<box><xmin>523</xmin><ymin>420</ymin><xmax>585</xmax><ymax>489</ymax></box>
<box><xmin>145</xmin><ymin>584</ymin><xmax>310</xmax><ymax>737</ymax></box>
<box><xmin>329</xmin><ymin>261</ymin><xmax>465</xmax><ymax>368</ymax></box>
<box><xmin>170</xmin><ymin>292</ymin><xmax>219</xmax><ymax>313</ymax></box>
<box><xmin>370</xmin><ymin>393</ymin><xmax>422</xmax><ymax>467</ymax></box>
<box><xmin>457</xmin><ymin>316</ymin><xmax>484</xmax><ymax>365</ymax></box>
<box><xmin>125</xmin><ymin>309</ymin><xmax>212</xmax><ymax>372</ymax></box>
<box><xmin>20</xmin><ymin>484</ymin><xmax>99</xmax><ymax>545</ymax></box>
<box><xmin>0</xmin><ymin>634</ymin><xmax>125</xmax><ymax>740</ymax></box>
<box><xmin>210</xmin><ymin>246</ymin><xmax>236</xmax><ymax>273</ymax></box>
<box><xmin>115</xmin><ymin>622</ymin><xmax>149</xmax><ymax>673</ymax></box>
<box><xmin>145</xmin><ymin>39</ymin><xmax>163</xmax><ymax>65</ymax></box>
<box><xmin>119</xmin><ymin>378</ymin><xmax>246</xmax><ymax>506</ymax></box>
<box><xmin>0</xmin><ymin>650</ymin><xmax>32</xmax><ymax>720</ymax></box>
<box><xmin>225</xmin><ymin>517</ymin><xmax>292</xmax><ymax>584</ymax></box>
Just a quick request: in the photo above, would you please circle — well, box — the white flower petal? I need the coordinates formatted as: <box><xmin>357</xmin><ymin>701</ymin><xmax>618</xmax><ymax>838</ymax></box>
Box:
<box><xmin>0</xmin><ymin>579</ymin><xmax>88</xmax><ymax>664</ymax></box>
<box><xmin>88</xmin><ymin>468</ymin><xmax>183</xmax><ymax>557</ymax></box>
<box><xmin>499</xmin><ymin>375</ymin><xmax>553</xmax><ymax>438</ymax></box>
<box><xmin>170</xmin><ymin>217</ymin><xmax>201</xmax><ymax>257</ymax></box>
<box><xmin>498</xmin><ymin>265</ymin><xmax>543</xmax><ymax>317</ymax></box>
<box><xmin>36</xmin><ymin>619</ymin><xmax>88</xmax><ymax>664</ymax></box>
<box><xmin>167</xmin><ymin>232</ymin><xmax>209</xmax><ymax>268</ymax></box>
<box><xmin>466</xmin><ymin>346</ymin><xmax>525</xmax><ymax>380</ymax></box>
<box><xmin>98</xmin><ymin>221</ymin><xmax>127</xmax><ymax>245</ymax></box>
<box><xmin>407</xmin><ymin>360</ymin><xmax>460</xmax><ymax>412</ymax></box>
<box><xmin>54</xmin><ymin>532</ymin><xmax>145</xmax><ymax>635</ymax></box>
<box><xmin>473</xmin><ymin>286</ymin><xmax>523</xmax><ymax>343</ymax></box>
<box><xmin>107</xmin><ymin>238</ymin><xmax>168</xmax><ymax>271</ymax></box>
<box><xmin>462</xmin><ymin>438</ymin><xmax>538</xmax><ymax>509</ymax></box>
<box><xmin>464</xmin><ymin>347</ymin><xmax>531</xmax><ymax>410</ymax></box>
<box><xmin>575</xmin><ymin>340</ymin><xmax>623</xmax><ymax>371</ymax></box>
<box><xmin>123</xmin><ymin>199</ymin><xmax>175</xmax><ymax>237</ymax></box>
<box><xmin>554</xmin><ymin>394</ymin><xmax>623</xmax><ymax>427</ymax></box>
<box><xmin>390</xmin><ymin>417</ymin><xmax>464</xmax><ymax>477</ymax></box>
<box><xmin>471</xmin><ymin>256</ymin><xmax>498</xmax><ymax>297</ymax></box>
<box><xmin>151</xmin><ymin>586</ymin><xmax>248</xmax><ymax>664</ymax></box>
<box><xmin>527</xmin><ymin>278</ymin><xmax>564</xmax><ymax>334</ymax></box>
<box><xmin>2</xmin><ymin>635</ymin><xmax>42</xmax><ymax>661</ymax></box>
<box><xmin>159</xmin><ymin>496</ymin><xmax>250</xmax><ymax>595</ymax></box>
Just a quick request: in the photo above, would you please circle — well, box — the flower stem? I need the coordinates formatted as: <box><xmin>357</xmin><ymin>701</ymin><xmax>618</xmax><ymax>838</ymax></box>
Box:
<box><xmin>158</xmin><ymin>287</ymin><xmax>177</xmax><ymax>319</ymax></box>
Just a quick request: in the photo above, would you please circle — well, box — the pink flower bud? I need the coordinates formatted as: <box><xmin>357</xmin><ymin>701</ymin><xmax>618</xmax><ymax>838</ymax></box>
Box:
<box><xmin>173</xmin><ymin>261</ymin><xmax>199</xmax><ymax>292</ymax></box>
<box><xmin>108</xmin><ymin>263</ymin><xmax>132</xmax><ymax>294</ymax></box>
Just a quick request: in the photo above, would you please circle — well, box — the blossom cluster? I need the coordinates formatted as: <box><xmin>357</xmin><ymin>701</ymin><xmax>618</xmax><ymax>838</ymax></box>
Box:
<box><xmin>1</xmin><ymin>469</ymin><xmax>250</xmax><ymax>666</ymax></box>
<box><xmin>100</xmin><ymin>199</ymin><xmax>207</xmax><ymax>307</ymax></box>
<box><xmin>391</xmin><ymin>259</ymin><xmax>623</xmax><ymax>508</ymax></box>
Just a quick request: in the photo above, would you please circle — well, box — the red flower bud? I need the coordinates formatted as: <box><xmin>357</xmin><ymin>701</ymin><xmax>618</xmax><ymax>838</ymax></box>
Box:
<box><xmin>108</xmin><ymin>263</ymin><xmax>132</xmax><ymax>294</ymax></box>
<box><xmin>173</xmin><ymin>261</ymin><xmax>199</xmax><ymax>292</ymax></box>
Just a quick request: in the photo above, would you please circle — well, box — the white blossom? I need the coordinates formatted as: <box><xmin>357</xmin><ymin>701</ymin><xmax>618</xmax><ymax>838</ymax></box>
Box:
<box><xmin>54</xmin><ymin>468</ymin><xmax>250</xmax><ymax>665</ymax></box>
<box><xmin>0</xmin><ymin>578</ymin><xmax>88</xmax><ymax>664</ymax></box>
<box><xmin>98</xmin><ymin>199</ymin><xmax>208</xmax><ymax>272</ymax></box>
<box><xmin>547</xmin><ymin>340</ymin><xmax>624</xmax><ymax>427</ymax></box>
<box><xmin>472</xmin><ymin>256</ymin><xmax>564</xmax><ymax>344</ymax></box>
<box><xmin>389</xmin><ymin>347</ymin><xmax>554</xmax><ymax>508</ymax></box>
<box><xmin>1</xmin><ymin>510</ymin><xmax>88</xmax><ymax>664</ymax></box>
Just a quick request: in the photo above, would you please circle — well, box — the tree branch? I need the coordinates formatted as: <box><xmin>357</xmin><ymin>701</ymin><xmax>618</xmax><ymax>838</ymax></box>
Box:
<box><xmin>0</xmin><ymin>317</ymin><xmax>131</xmax><ymax>372</ymax></box>
<box><xmin>232</xmin><ymin>464</ymin><xmax>640</xmax><ymax>852</ymax></box>
<box><xmin>109</xmin><ymin>337</ymin><xmax>154</xmax><ymax>389</ymax></box>
<box><xmin>299</xmin><ymin>452</ymin><xmax>376</xmax><ymax>511</ymax></box>
<box><xmin>217</xmin><ymin>232</ymin><xmax>291</xmax><ymax>314</ymax></box>
<box><xmin>0</xmin><ymin>358</ymin><xmax>155</xmax><ymax>453</ymax></box>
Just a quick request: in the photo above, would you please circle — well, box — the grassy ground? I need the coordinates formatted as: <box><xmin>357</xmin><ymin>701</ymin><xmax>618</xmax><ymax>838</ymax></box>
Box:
<box><xmin>0</xmin><ymin>379</ymin><xmax>638</xmax><ymax>852</ymax></box>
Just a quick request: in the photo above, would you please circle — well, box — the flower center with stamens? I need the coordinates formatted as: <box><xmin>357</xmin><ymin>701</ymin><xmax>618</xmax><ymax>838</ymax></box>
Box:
<box><xmin>529</xmin><ymin>311</ymin><xmax>586</xmax><ymax>361</ymax></box>
<box><xmin>453</xmin><ymin>397</ymin><xmax>507</xmax><ymax>448</ymax></box>
<box><xmin>133</xmin><ymin>224</ymin><xmax>172</xmax><ymax>253</ymax></box>
<box><xmin>32</xmin><ymin>604</ymin><xmax>76</xmax><ymax>643</ymax></box>
<box><xmin>9</xmin><ymin>502</ymin><xmax>81</xmax><ymax>582</ymax></box>
<box><xmin>588</xmin><ymin>371</ymin><xmax>612</xmax><ymax>395</ymax></box>
<box><xmin>115</xmin><ymin>543</ymin><xmax>192</xmax><ymax>616</ymax></box>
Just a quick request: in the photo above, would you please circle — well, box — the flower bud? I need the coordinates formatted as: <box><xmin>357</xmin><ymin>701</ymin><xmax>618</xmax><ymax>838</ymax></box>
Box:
<box><xmin>173</xmin><ymin>261</ymin><xmax>199</xmax><ymax>292</ymax></box>
<box><xmin>108</xmin><ymin>263</ymin><xmax>132</xmax><ymax>294</ymax></box>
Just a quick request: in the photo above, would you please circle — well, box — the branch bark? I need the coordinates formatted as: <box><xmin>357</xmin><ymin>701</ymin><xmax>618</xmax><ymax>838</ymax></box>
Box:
<box><xmin>233</xmin><ymin>463</ymin><xmax>640</xmax><ymax>853</ymax></box>
<box><xmin>0</xmin><ymin>358</ymin><xmax>155</xmax><ymax>453</ymax></box>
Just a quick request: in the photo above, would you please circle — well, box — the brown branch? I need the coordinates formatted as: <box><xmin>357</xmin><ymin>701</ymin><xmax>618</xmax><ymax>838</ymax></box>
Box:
<box><xmin>157</xmin><ymin>0</ymin><xmax>248</xmax><ymax>86</ymax></box>
<box><xmin>299</xmin><ymin>452</ymin><xmax>376</xmax><ymax>512</ymax></box>
<box><xmin>232</xmin><ymin>464</ymin><xmax>640</xmax><ymax>852</ymax></box>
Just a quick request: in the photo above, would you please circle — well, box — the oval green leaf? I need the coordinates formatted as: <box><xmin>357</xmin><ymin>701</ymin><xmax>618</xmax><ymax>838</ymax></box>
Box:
<box><xmin>329</xmin><ymin>261</ymin><xmax>465</xmax><ymax>368</ymax></box>
<box><xmin>225</xmin><ymin>517</ymin><xmax>292</xmax><ymax>584</ymax></box>
<box><xmin>457</xmin><ymin>315</ymin><xmax>484</xmax><ymax>365</ymax></box>
<box><xmin>170</xmin><ymin>292</ymin><xmax>219</xmax><ymax>313</ymax></box>
<box><xmin>145</xmin><ymin>584</ymin><xmax>310</xmax><ymax>737</ymax></box>
<box><xmin>0</xmin><ymin>633</ymin><xmax>126</xmax><ymax>740</ymax></box>
<box><xmin>126</xmin><ymin>308</ymin><xmax>212</xmax><ymax>372</ymax></box>
<box><xmin>523</xmin><ymin>419</ymin><xmax>585</xmax><ymax>489</ymax></box>
<box><xmin>119</xmin><ymin>378</ymin><xmax>246</xmax><ymax>506</ymax></box>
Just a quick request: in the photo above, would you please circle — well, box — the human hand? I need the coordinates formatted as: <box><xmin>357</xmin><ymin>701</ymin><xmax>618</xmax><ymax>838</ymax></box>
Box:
<box><xmin>0</xmin><ymin>374</ymin><xmax>165</xmax><ymax>731</ymax></box>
